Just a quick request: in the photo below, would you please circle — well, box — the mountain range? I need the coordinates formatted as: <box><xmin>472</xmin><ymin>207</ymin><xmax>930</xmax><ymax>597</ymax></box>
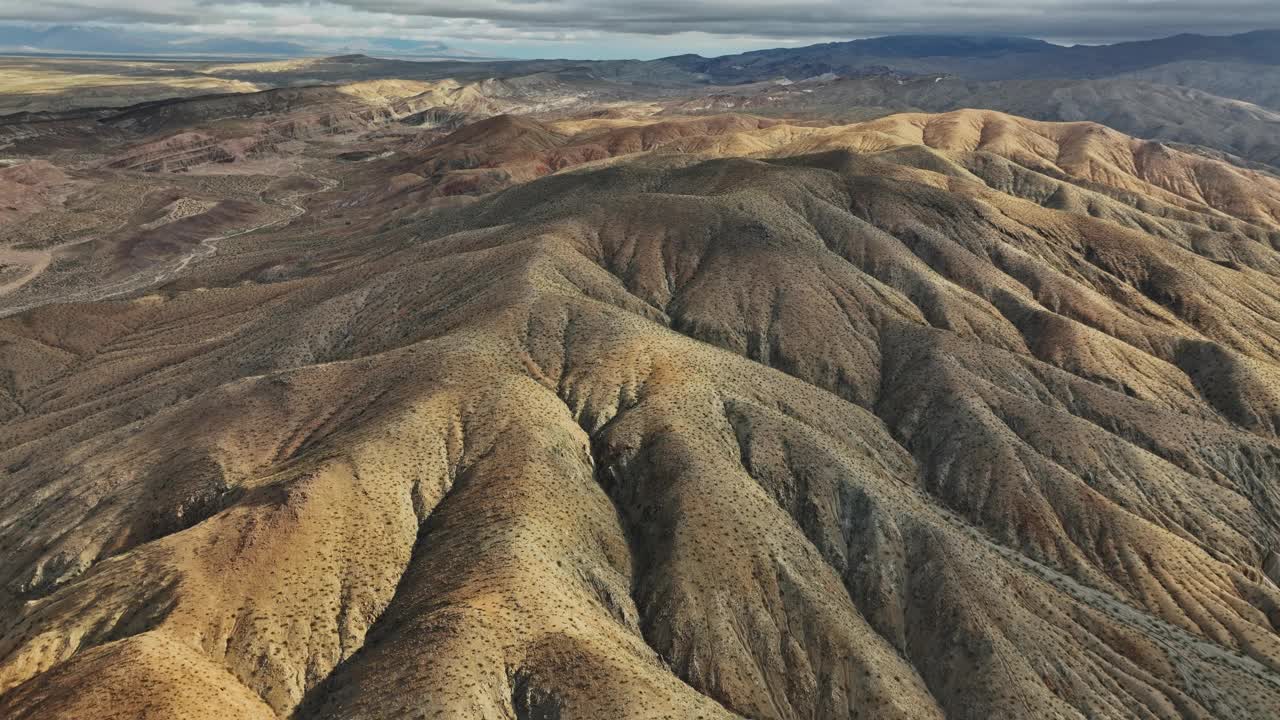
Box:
<box><xmin>662</xmin><ymin>30</ymin><xmax>1280</xmax><ymax>83</ymax></box>
<box><xmin>8</xmin><ymin>28</ymin><xmax>1280</xmax><ymax>177</ymax></box>
<box><xmin>5</xmin><ymin>97</ymin><xmax>1280</xmax><ymax>720</ymax></box>
<box><xmin>3</xmin><ymin>23</ymin><xmax>1280</xmax><ymax>720</ymax></box>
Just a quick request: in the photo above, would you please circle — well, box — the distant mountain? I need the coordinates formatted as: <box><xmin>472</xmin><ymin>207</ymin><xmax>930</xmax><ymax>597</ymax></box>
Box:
<box><xmin>665</xmin><ymin>34</ymin><xmax>1054</xmax><ymax>70</ymax></box>
<box><xmin>327</xmin><ymin>38</ymin><xmax>492</xmax><ymax>60</ymax></box>
<box><xmin>6</xmin><ymin>26</ymin><xmax>1280</xmax><ymax>174</ymax></box>
<box><xmin>653</xmin><ymin>30</ymin><xmax>1280</xmax><ymax>172</ymax></box>
<box><xmin>6</xmin><ymin>26</ymin><xmax>1280</xmax><ymax>81</ymax></box>
<box><xmin>667</xmin><ymin>73</ymin><xmax>1280</xmax><ymax>170</ymax></box>
<box><xmin>1049</xmin><ymin>30</ymin><xmax>1280</xmax><ymax>77</ymax></box>
<box><xmin>663</xmin><ymin>30</ymin><xmax>1280</xmax><ymax>83</ymax></box>
<box><xmin>165</xmin><ymin>37</ymin><xmax>311</xmax><ymax>57</ymax></box>
<box><xmin>1117</xmin><ymin>60</ymin><xmax>1280</xmax><ymax>110</ymax></box>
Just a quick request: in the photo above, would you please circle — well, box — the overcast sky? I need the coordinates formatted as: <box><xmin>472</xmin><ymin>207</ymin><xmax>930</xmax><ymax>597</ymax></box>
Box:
<box><xmin>1</xmin><ymin>1</ymin><xmax>1278</xmax><ymax>59</ymax></box>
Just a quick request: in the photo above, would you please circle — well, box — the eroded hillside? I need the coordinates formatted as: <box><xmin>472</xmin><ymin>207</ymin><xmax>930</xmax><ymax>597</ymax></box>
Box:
<box><xmin>1</xmin><ymin>106</ymin><xmax>1280</xmax><ymax>720</ymax></box>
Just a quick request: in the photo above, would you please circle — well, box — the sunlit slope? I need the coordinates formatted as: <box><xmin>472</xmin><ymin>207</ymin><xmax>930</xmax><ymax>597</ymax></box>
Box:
<box><xmin>396</xmin><ymin>109</ymin><xmax>1280</xmax><ymax>232</ymax></box>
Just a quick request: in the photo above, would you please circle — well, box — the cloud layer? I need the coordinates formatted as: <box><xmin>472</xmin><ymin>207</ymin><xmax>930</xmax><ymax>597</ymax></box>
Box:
<box><xmin>2</xmin><ymin>0</ymin><xmax>1278</xmax><ymax>58</ymax></box>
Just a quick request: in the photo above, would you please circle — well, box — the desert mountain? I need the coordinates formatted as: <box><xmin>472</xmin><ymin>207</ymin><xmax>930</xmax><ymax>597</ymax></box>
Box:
<box><xmin>666</xmin><ymin>30</ymin><xmax>1280</xmax><ymax>84</ymax></box>
<box><xmin>666</xmin><ymin>75</ymin><xmax>1280</xmax><ymax>171</ymax></box>
<box><xmin>372</xmin><ymin>108</ymin><xmax>1280</xmax><ymax>227</ymax></box>
<box><xmin>2</xmin><ymin>100</ymin><xmax>1280</xmax><ymax>719</ymax></box>
<box><xmin>9</xmin><ymin>29</ymin><xmax>1280</xmax><ymax>179</ymax></box>
<box><xmin>1117</xmin><ymin>62</ymin><xmax>1280</xmax><ymax>111</ymax></box>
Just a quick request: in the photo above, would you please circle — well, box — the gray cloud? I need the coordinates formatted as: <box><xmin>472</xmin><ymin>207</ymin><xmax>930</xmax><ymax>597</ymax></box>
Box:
<box><xmin>1</xmin><ymin>0</ymin><xmax>1278</xmax><ymax>56</ymax></box>
<box><xmin>208</xmin><ymin>0</ymin><xmax>1280</xmax><ymax>39</ymax></box>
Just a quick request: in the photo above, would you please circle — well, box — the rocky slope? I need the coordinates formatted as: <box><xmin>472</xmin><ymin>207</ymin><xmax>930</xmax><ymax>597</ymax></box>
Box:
<box><xmin>387</xmin><ymin>109</ymin><xmax>1280</xmax><ymax>229</ymax></box>
<box><xmin>665</xmin><ymin>75</ymin><xmax>1280</xmax><ymax>171</ymax></box>
<box><xmin>1</xmin><ymin>109</ymin><xmax>1280</xmax><ymax>720</ymax></box>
